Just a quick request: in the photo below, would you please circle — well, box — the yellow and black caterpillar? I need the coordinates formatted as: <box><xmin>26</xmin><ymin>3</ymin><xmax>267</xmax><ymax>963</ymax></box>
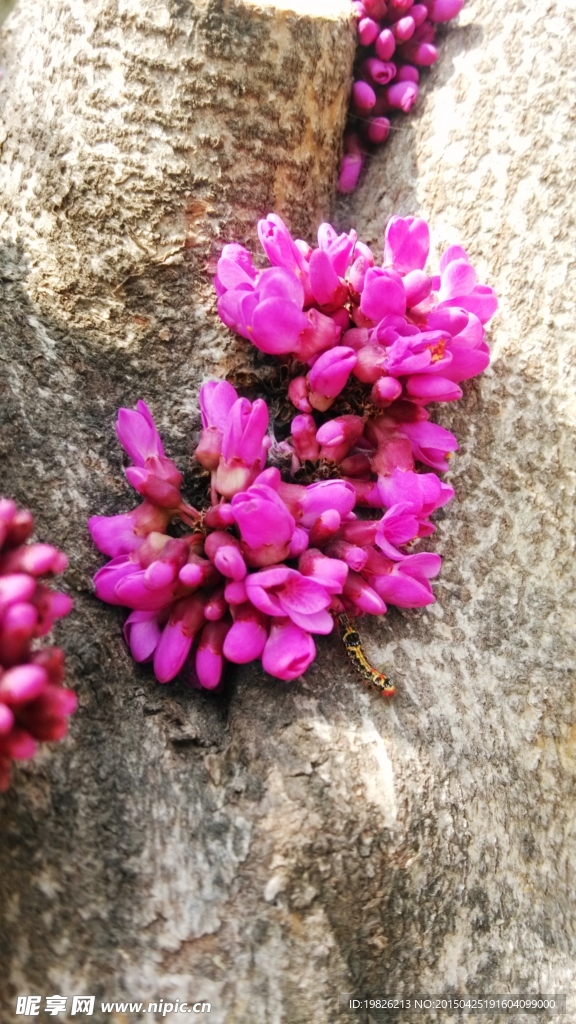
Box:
<box><xmin>337</xmin><ymin>613</ymin><xmax>395</xmax><ymax>698</ymax></box>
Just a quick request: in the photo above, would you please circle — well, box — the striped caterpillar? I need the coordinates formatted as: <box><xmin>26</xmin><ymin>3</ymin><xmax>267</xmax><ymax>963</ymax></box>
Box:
<box><xmin>337</xmin><ymin>613</ymin><xmax>395</xmax><ymax>698</ymax></box>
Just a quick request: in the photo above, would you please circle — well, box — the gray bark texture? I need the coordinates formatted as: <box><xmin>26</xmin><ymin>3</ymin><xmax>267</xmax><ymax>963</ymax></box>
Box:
<box><xmin>0</xmin><ymin>0</ymin><xmax>575</xmax><ymax>1021</ymax></box>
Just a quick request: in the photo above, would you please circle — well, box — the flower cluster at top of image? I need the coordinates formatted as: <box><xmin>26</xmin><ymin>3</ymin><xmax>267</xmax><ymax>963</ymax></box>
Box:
<box><xmin>340</xmin><ymin>0</ymin><xmax>464</xmax><ymax>192</ymax></box>
<box><xmin>89</xmin><ymin>213</ymin><xmax>497</xmax><ymax>691</ymax></box>
<box><xmin>0</xmin><ymin>501</ymin><xmax>76</xmax><ymax>790</ymax></box>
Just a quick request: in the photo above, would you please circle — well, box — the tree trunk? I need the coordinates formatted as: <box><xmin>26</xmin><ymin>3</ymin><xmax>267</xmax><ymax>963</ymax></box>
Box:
<box><xmin>0</xmin><ymin>0</ymin><xmax>354</xmax><ymax>343</ymax></box>
<box><xmin>1</xmin><ymin>0</ymin><xmax>575</xmax><ymax>1021</ymax></box>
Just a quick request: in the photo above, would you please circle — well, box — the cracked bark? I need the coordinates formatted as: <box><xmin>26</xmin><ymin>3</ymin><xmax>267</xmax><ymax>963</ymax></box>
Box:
<box><xmin>1</xmin><ymin>0</ymin><xmax>575</xmax><ymax>1022</ymax></box>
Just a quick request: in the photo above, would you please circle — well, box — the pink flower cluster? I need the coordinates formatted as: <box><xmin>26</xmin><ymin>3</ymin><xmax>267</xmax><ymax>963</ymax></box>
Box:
<box><xmin>90</xmin><ymin>211</ymin><xmax>496</xmax><ymax>693</ymax></box>
<box><xmin>215</xmin><ymin>214</ymin><xmax>497</xmax><ymax>605</ymax></box>
<box><xmin>89</xmin><ymin>380</ymin><xmax>451</xmax><ymax>687</ymax></box>
<box><xmin>0</xmin><ymin>500</ymin><xmax>75</xmax><ymax>790</ymax></box>
<box><xmin>340</xmin><ymin>0</ymin><xmax>465</xmax><ymax>192</ymax></box>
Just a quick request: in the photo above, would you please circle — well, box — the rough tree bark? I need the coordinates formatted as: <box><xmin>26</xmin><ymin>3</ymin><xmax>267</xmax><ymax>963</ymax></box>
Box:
<box><xmin>1</xmin><ymin>0</ymin><xmax>575</xmax><ymax>1022</ymax></box>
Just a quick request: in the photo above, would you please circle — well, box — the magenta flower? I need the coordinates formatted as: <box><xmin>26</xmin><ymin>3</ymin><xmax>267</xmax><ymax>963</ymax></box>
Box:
<box><xmin>116</xmin><ymin>400</ymin><xmax>165</xmax><ymax>466</ymax></box>
<box><xmin>153</xmin><ymin>594</ymin><xmax>205</xmax><ymax>684</ymax></box>
<box><xmin>231</xmin><ymin>484</ymin><xmax>296</xmax><ymax>567</ymax></box>
<box><xmin>0</xmin><ymin>499</ymin><xmax>75</xmax><ymax>791</ymax></box>
<box><xmin>223</xmin><ymin>603</ymin><xmax>269</xmax><ymax>664</ymax></box>
<box><xmin>195</xmin><ymin>618</ymin><xmax>231</xmax><ymax>689</ymax></box>
<box><xmin>88</xmin><ymin>501</ymin><xmax>172</xmax><ymax>558</ymax></box>
<box><xmin>360</xmin><ymin>267</ymin><xmax>407</xmax><ymax>322</ymax></box>
<box><xmin>214</xmin><ymin>397</ymin><xmax>269</xmax><ymax>498</ymax></box>
<box><xmin>214</xmin><ymin>243</ymin><xmax>258</xmax><ymax>294</ymax></box>
<box><xmin>245</xmin><ymin>566</ymin><xmax>334</xmax><ymax>635</ymax></box>
<box><xmin>257</xmin><ymin>213</ymin><xmax>310</xmax><ymax>287</ymax></box>
<box><xmin>261</xmin><ymin>620</ymin><xmax>316</xmax><ymax>681</ymax></box>
<box><xmin>316</xmin><ymin>415</ymin><xmax>365</xmax><ymax>464</ymax></box>
<box><xmin>437</xmin><ymin>248</ymin><xmax>498</xmax><ymax>324</ymax></box>
<box><xmin>384</xmin><ymin>216</ymin><xmax>430</xmax><ymax>274</ymax></box>
<box><xmin>368</xmin><ymin>551</ymin><xmax>441</xmax><ymax>607</ymax></box>
<box><xmin>307</xmin><ymin>347</ymin><xmax>358</xmax><ymax>411</ymax></box>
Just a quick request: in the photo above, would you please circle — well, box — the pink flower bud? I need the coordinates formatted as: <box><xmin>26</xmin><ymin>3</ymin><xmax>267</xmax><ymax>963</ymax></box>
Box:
<box><xmin>288</xmin><ymin>527</ymin><xmax>309</xmax><ymax>558</ymax></box>
<box><xmin>371</xmin><ymin>436</ymin><xmax>414</xmax><ymax>476</ymax></box>
<box><xmin>385</xmin><ymin>80</ymin><xmax>419</xmax><ymax>111</ymax></box>
<box><xmin>125</xmin><ymin>456</ymin><xmax>184</xmax><ymax>509</ymax></box>
<box><xmin>393</xmin><ymin>15</ymin><xmax>415</xmax><ymax>40</ymax></box>
<box><xmin>385</xmin><ymin>216</ymin><xmax>430</xmax><ymax>273</ymax></box>
<box><xmin>349</xmin><ymin>259</ymin><xmax>372</xmax><ymax>297</ymax></box>
<box><xmin>223</xmin><ymin>603</ymin><xmax>269</xmax><ymax>663</ymax></box>
<box><xmin>196</xmin><ymin>619</ymin><xmax>231</xmax><ymax>689</ymax></box>
<box><xmin>343</xmin><ymin>571</ymin><xmax>387</xmax><ymax>615</ymax></box>
<box><xmin>0</xmin><ymin>543</ymin><xmax>68</xmax><ymax>577</ymax></box>
<box><xmin>308</xmin><ymin>510</ymin><xmax>342</xmax><ymax>547</ymax></box>
<box><xmin>0</xmin><ymin>601</ymin><xmax>38</xmax><ymax>667</ymax></box>
<box><xmin>88</xmin><ymin>502</ymin><xmax>172</xmax><ymax>558</ymax></box>
<box><xmin>0</xmin><ymin>664</ymin><xmax>48</xmax><ymax>705</ymax></box>
<box><xmin>375</xmin><ymin>28</ymin><xmax>396</xmax><ymax>61</ymax></box>
<box><xmin>204</xmin><ymin>532</ymin><xmax>246</xmax><ymax>581</ymax></box>
<box><xmin>295</xmin><ymin>308</ymin><xmax>340</xmax><ymax>362</ymax></box>
<box><xmin>3</xmin><ymin>508</ymin><xmax>34</xmax><ymax>548</ymax></box>
<box><xmin>123</xmin><ymin>610</ymin><xmax>162</xmax><ymax>663</ymax></box>
<box><xmin>204</xmin><ymin>587</ymin><xmax>227</xmax><ymax>621</ymax></box>
<box><xmin>395</xmin><ymin>64</ymin><xmax>420</xmax><ymax>82</ymax></box>
<box><xmin>339</xmin><ymin>520</ymin><xmax>380</xmax><ymax>546</ymax></box>
<box><xmin>363</xmin><ymin>0</ymin><xmax>387</xmax><ymax>18</ymax></box>
<box><xmin>352</xmin><ymin>80</ymin><xmax>377</xmax><ymax>115</ymax></box>
<box><xmin>232</xmin><ymin>484</ymin><xmax>296</xmax><ymax>568</ymax></box>
<box><xmin>0</xmin><ymin>573</ymin><xmax>36</xmax><ymax>610</ymax></box>
<box><xmin>371</xmin><ymin>376</ymin><xmax>404</xmax><ymax>407</ymax></box>
<box><xmin>387</xmin><ymin>0</ymin><xmax>413</xmax><ymax>17</ymax></box>
<box><xmin>338</xmin><ymin>153</ymin><xmax>364</xmax><ymax>195</ymax></box>
<box><xmin>405</xmin><ymin>375</ymin><xmax>463</xmax><ymax>403</ymax></box>
<box><xmin>361</xmin><ymin>267</ymin><xmax>407</xmax><ymax>321</ymax></box>
<box><xmin>401</xmin><ymin>42</ymin><xmax>438</xmax><ymax>65</ymax></box>
<box><xmin>325</xmin><ymin>539</ymin><xmax>368</xmax><ymax>572</ymax></box>
<box><xmin>179</xmin><ymin>555</ymin><xmax>219</xmax><ymax>590</ymax></box>
<box><xmin>194</xmin><ymin>426</ymin><xmax>223</xmax><ymax>471</ymax></box>
<box><xmin>353</xmin><ymin>344</ymin><xmax>387</xmax><ymax>384</ymax></box>
<box><xmin>308</xmin><ymin>347</ymin><xmax>358</xmax><ymax>412</ymax></box>
<box><xmin>224</xmin><ymin>579</ymin><xmax>248</xmax><ymax>606</ymax></box>
<box><xmin>316</xmin><ymin>415</ymin><xmax>364</xmax><ymax>463</ymax></box>
<box><xmin>339</xmin><ymin>453</ymin><xmax>372</xmax><ymax>478</ymax></box>
<box><xmin>367</xmin><ymin>117</ymin><xmax>391</xmax><ymax>144</ymax></box>
<box><xmin>299</xmin><ymin>549</ymin><xmax>348</xmax><ymax>593</ymax></box>
<box><xmin>257</xmin><ymin>213</ymin><xmax>308</xmax><ymax>279</ymax></box>
<box><xmin>261</xmin><ymin>620</ymin><xmax>316</xmax><ymax>681</ymax></box>
<box><xmin>330</xmin><ymin>308</ymin><xmax>351</xmax><ymax>332</ymax></box>
<box><xmin>291</xmin><ymin>415</ymin><xmax>320</xmax><ymax>462</ymax></box>
<box><xmin>308</xmin><ymin>249</ymin><xmax>348</xmax><ymax>310</ymax></box>
<box><xmin>0</xmin><ymin>704</ymin><xmax>14</xmax><ymax>735</ymax></box>
<box><xmin>153</xmin><ymin>595</ymin><xmax>205</xmax><ymax>683</ymax></box>
<box><xmin>288</xmin><ymin>376</ymin><xmax>312</xmax><ymax>413</ymax></box>
<box><xmin>144</xmin><ymin>538</ymin><xmax>189</xmax><ymax>590</ymax></box>
<box><xmin>203</xmin><ymin>503</ymin><xmax>236</xmax><ymax>529</ymax></box>
<box><xmin>403</xmin><ymin>269</ymin><xmax>432</xmax><ymax>306</ymax></box>
<box><xmin>428</xmin><ymin>0</ymin><xmax>464</xmax><ymax>22</ymax></box>
<box><xmin>410</xmin><ymin>3</ymin><xmax>428</xmax><ymax>26</ymax></box>
<box><xmin>358</xmin><ymin>17</ymin><xmax>379</xmax><ymax>45</ymax></box>
<box><xmin>361</xmin><ymin>58</ymin><xmax>397</xmax><ymax>86</ymax></box>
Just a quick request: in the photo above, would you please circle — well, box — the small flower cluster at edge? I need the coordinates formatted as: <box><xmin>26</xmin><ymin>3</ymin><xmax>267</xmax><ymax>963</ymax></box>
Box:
<box><xmin>0</xmin><ymin>500</ymin><xmax>75</xmax><ymax>790</ymax></box>
<box><xmin>340</xmin><ymin>0</ymin><xmax>465</xmax><ymax>193</ymax></box>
